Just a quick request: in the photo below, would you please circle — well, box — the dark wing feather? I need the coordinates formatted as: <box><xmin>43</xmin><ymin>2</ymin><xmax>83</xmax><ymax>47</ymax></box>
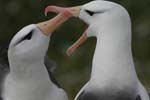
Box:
<box><xmin>44</xmin><ymin>54</ymin><xmax>57</xmax><ymax>73</ymax></box>
<box><xmin>0</xmin><ymin>41</ymin><xmax>10</xmax><ymax>100</ymax></box>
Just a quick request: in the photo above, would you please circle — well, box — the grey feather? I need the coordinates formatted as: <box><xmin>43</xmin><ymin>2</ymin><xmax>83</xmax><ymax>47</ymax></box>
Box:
<box><xmin>44</xmin><ymin>54</ymin><xmax>57</xmax><ymax>73</ymax></box>
<box><xmin>44</xmin><ymin>54</ymin><xmax>61</xmax><ymax>88</ymax></box>
<box><xmin>0</xmin><ymin>42</ymin><xmax>10</xmax><ymax>100</ymax></box>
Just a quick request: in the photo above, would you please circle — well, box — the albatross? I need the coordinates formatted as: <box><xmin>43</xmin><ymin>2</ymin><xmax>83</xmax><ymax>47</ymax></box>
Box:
<box><xmin>45</xmin><ymin>0</ymin><xmax>150</xmax><ymax>100</ymax></box>
<box><xmin>0</xmin><ymin>9</ymin><xmax>71</xmax><ymax>100</ymax></box>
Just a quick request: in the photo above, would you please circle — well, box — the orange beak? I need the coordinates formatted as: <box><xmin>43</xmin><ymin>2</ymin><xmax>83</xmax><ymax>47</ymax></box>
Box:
<box><xmin>37</xmin><ymin>6</ymin><xmax>80</xmax><ymax>36</ymax></box>
<box><xmin>44</xmin><ymin>5</ymin><xmax>88</xmax><ymax>56</ymax></box>
<box><xmin>45</xmin><ymin>5</ymin><xmax>81</xmax><ymax>17</ymax></box>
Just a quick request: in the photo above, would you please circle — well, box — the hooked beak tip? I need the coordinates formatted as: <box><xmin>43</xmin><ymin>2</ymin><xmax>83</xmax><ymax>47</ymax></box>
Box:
<box><xmin>44</xmin><ymin>6</ymin><xmax>57</xmax><ymax>16</ymax></box>
<box><xmin>44</xmin><ymin>11</ymin><xmax>47</xmax><ymax>16</ymax></box>
<box><xmin>44</xmin><ymin>8</ymin><xmax>48</xmax><ymax>16</ymax></box>
<box><xmin>44</xmin><ymin>6</ymin><xmax>54</xmax><ymax>16</ymax></box>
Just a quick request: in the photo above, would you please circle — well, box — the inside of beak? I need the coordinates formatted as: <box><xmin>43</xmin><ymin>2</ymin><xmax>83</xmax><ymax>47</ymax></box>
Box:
<box><xmin>45</xmin><ymin>6</ymin><xmax>81</xmax><ymax>17</ymax></box>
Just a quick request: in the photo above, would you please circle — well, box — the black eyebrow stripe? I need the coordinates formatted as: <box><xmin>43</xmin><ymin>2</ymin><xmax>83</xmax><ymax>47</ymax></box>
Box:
<box><xmin>14</xmin><ymin>30</ymin><xmax>33</xmax><ymax>45</ymax></box>
<box><xmin>93</xmin><ymin>10</ymin><xmax>105</xmax><ymax>14</ymax></box>
<box><xmin>85</xmin><ymin>10</ymin><xmax>95</xmax><ymax>16</ymax></box>
<box><xmin>85</xmin><ymin>9</ymin><xmax>105</xmax><ymax>16</ymax></box>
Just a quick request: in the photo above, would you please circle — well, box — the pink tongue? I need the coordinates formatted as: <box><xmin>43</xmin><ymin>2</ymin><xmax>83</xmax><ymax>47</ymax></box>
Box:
<box><xmin>44</xmin><ymin>6</ymin><xmax>72</xmax><ymax>17</ymax></box>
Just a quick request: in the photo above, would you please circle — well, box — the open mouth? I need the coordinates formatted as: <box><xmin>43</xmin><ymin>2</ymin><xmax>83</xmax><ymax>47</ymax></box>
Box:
<box><xmin>44</xmin><ymin>5</ymin><xmax>90</xmax><ymax>33</ymax></box>
<box><xmin>44</xmin><ymin>5</ymin><xmax>90</xmax><ymax>56</ymax></box>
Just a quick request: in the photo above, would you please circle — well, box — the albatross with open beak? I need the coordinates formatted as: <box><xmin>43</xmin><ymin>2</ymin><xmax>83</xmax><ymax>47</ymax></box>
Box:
<box><xmin>1</xmin><ymin>10</ymin><xmax>71</xmax><ymax>100</ymax></box>
<box><xmin>45</xmin><ymin>0</ymin><xmax>150</xmax><ymax>100</ymax></box>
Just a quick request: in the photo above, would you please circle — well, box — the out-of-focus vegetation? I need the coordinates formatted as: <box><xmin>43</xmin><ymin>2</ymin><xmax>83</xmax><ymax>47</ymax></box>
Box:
<box><xmin>0</xmin><ymin>0</ymin><xmax>149</xmax><ymax>99</ymax></box>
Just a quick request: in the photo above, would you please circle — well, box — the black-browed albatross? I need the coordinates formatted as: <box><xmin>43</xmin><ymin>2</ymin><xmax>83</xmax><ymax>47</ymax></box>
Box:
<box><xmin>45</xmin><ymin>0</ymin><xmax>150</xmax><ymax>100</ymax></box>
<box><xmin>0</xmin><ymin>9</ymin><xmax>72</xmax><ymax>100</ymax></box>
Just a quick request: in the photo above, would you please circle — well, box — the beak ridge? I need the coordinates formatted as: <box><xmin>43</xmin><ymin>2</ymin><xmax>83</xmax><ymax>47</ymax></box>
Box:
<box><xmin>45</xmin><ymin>6</ymin><xmax>67</xmax><ymax>16</ymax></box>
<box><xmin>44</xmin><ymin>6</ymin><xmax>81</xmax><ymax>17</ymax></box>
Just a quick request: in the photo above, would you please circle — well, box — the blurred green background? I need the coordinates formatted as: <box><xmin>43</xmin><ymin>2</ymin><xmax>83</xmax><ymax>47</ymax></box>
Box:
<box><xmin>0</xmin><ymin>0</ymin><xmax>149</xmax><ymax>99</ymax></box>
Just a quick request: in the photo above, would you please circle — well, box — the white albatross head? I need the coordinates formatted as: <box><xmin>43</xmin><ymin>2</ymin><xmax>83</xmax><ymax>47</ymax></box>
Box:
<box><xmin>8</xmin><ymin>9</ymin><xmax>72</xmax><ymax>64</ymax></box>
<box><xmin>8</xmin><ymin>25</ymin><xmax>50</xmax><ymax>64</ymax></box>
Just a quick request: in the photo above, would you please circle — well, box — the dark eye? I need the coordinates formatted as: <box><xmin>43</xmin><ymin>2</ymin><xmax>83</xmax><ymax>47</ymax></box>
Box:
<box><xmin>21</xmin><ymin>30</ymin><xmax>33</xmax><ymax>41</ymax></box>
<box><xmin>15</xmin><ymin>30</ymin><xmax>33</xmax><ymax>45</ymax></box>
<box><xmin>85</xmin><ymin>10</ymin><xmax>95</xmax><ymax>16</ymax></box>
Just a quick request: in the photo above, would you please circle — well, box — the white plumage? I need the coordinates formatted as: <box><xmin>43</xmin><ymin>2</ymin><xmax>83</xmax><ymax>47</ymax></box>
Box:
<box><xmin>2</xmin><ymin>24</ymin><xmax>68</xmax><ymax>100</ymax></box>
<box><xmin>72</xmin><ymin>1</ymin><xmax>149</xmax><ymax>100</ymax></box>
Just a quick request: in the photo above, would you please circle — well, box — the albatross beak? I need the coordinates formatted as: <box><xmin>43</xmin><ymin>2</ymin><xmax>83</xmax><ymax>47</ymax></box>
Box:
<box><xmin>44</xmin><ymin>6</ymin><xmax>81</xmax><ymax>17</ymax></box>
<box><xmin>66</xmin><ymin>32</ymin><xmax>87</xmax><ymax>56</ymax></box>
<box><xmin>37</xmin><ymin>6</ymin><xmax>79</xmax><ymax>36</ymax></box>
<box><xmin>44</xmin><ymin>5</ymin><xmax>88</xmax><ymax>56</ymax></box>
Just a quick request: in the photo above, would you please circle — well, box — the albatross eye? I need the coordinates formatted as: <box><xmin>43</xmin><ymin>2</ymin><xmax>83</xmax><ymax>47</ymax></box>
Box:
<box><xmin>15</xmin><ymin>30</ymin><xmax>33</xmax><ymax>45</ymax></box>
<box><xmin>85</xmin><ymin>10</ymin><xmax>95</xmax><ymax>16</ymax></box>
<box><xmin>22</xmin><ymin>30</ymin><xmax>33</xmax><ymax>41</ymax></box>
